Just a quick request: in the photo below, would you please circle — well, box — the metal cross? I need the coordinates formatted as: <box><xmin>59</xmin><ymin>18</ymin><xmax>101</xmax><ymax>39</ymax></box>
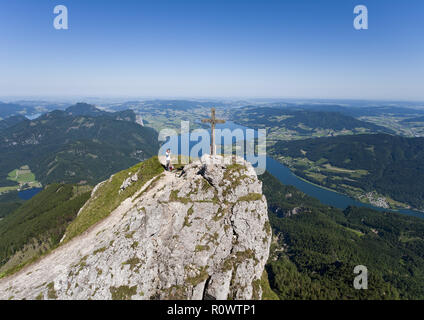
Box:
<box><xmin>202</xmin><ymin>108</ymin><xmax>226</xmax><ymax>155</ymax></box>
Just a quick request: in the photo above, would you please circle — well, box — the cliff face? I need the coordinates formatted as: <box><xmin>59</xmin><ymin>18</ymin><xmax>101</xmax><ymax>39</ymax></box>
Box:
<box><xmin>0</xmin><ymin>155</ymin><xmax>271</xmax><ymax>300</ymax></box>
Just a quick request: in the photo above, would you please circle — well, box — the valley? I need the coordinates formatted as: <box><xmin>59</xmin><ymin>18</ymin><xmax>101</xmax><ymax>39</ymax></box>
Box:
<box><xmin>0</xmin><ymin>103</ymin><xmax>160</xmax><ymax>189</ymax></box>
<box><xmin>231</xmin><ymin>106</ymin><xmax>394</xmax><ymax>143</ymax></box>
<box><xmin>359</xmin><ymin>115</ymin><xmax>424</xmax><ymax>137</ymax></box>
<box><xmin>231</xmin><ymin>104</ymin><xmax>424</xmax><ymax>143</ymax></box>
<box><xmin>101</xmin><ymin>100</ymin><xmax>229</xmax><ymax>134</ymax></box>
<box><xmin>2</xmin><ymin>0</ymin><xmax>424</xmax><ymax>303</ymax></box>
<box><xmin>0</xmin><ymin>183</ymin><xmax>91</xmax><ymax>276</ymax></box>
<box><xmin>1</xmin><ymin>100</ymin><xmax>424</xmax><ymax>300</ymax></box>
<box><xmin>274</xmin><ymin>154</ymin><xmax>411</xmax><ymax>210</ymax></box>
<box><xmin>0</xmin><ymin>166</ymin><xmax>42</xmax><ymax>195</ymax></box>
<box><xmin>270</xmin><ymin>134</ymin><xmax>424</xmax><ymax>211</ymax></box>
<box><xmin>1</xmin><ymin>155</ymin><xmax>422</xmax><ymax>299</ymax></box>
<box><xmin>260</xmin><ymin>171</ymin><xmax>424</xmax><ymax>300</ymax></box>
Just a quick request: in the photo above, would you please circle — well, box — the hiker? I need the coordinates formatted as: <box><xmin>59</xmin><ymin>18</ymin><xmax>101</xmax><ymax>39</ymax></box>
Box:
<box><xmin>165</xmin><ymin>149</ymin><xmax>171</xmax><ymax>171</ymax></box>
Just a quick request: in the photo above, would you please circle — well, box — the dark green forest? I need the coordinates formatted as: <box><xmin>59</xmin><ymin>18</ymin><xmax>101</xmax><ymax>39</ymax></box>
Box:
<box><xmin>0</xmin><ymin>102</ymin><xmax>36</xmax><ymax>119</ymax></box>
<box><xmin>232</xmin><ymin>107</ymin><xmax>392</xmax><ymax>134</ymax></box>
<box><xmin>0</xmin><ymin>192</ymin><xmax>24</xmax><ymax>219</ymax></box>
<box><xmin>1</xmin><ymin>158</ymin><xmax>423</xmax><ymax>299</ymax></box>
<box><xmin>1</xmin><ymin>101</ymin><xmax>423</xmax><ymax>299</ymax></box>
<box><xmin>0</xmin><ymin>115</ymin><xmax>28</xmax><ymax>130</ymax></box>
<box><xmin>0</xmin><ymin>184</ymin><xmax>90</xmax><ymax>276</ymax></box>
<box><xmin>0</xmin><ymin>106</ymin><xmax>159</xmax><ymax>188</ymax></box>
<box><xmin>260</xmin><ymin>171</ymin><xmax>424</xmax><ymax>300</ymax></box>
<box><xmin>271</xmin><ymin>134</ymin><xmax>424</xmax><ymax>209</ymax></box>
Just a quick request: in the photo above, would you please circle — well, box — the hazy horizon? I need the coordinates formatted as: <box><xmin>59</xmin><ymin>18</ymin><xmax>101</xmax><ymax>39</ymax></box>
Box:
<box><xmin>1</xmin><ymin>96</ymin><xmax>424</xmax><ymax>107</ymax></box>
<box><xmin>1</xmin><ymin>0</ymin><xmax>423</xmax><ymax>100</ymax></box>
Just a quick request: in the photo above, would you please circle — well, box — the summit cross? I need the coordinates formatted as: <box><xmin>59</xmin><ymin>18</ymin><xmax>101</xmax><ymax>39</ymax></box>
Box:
<box><xmin>202</xmin><ymin>108</ymin><xmax>226</xmax><ymax>155</ymax></box>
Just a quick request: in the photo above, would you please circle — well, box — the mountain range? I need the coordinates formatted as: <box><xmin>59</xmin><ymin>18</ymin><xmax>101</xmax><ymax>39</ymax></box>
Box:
<box><xmin>1</xmin><ymin>100</ymin><xmax>424</xmax><ymax>300</ymax></box>
<box><xmin>231</xmin><ymin>106</ymin><xmax>394</xmax><ymax>140</ymax></box>
<box><xmin>260</xmin><ymin>171</ymin><xmax>424</xmax><ymax>299</ymax></box>
<box><xmin>0</xmin><ymin>103</ymin><xmax>159</xmax><ymax>189</ymax></box>
<box><xmin>0</xmin><ymin>155</ymin><xmax>272</xmax><ymax>300</ymax></box>
<box><xmin>1</xmin><ymin>157</ymin><xmax>423</xmax><ymax>299</ymax></box>
<box><xmin>270</xmin><ymin>134</ymin><xmax>424</xmax><ymax>210</ymax></box>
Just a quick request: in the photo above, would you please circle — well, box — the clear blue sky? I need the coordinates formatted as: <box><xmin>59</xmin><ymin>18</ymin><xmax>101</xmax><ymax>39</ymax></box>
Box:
<box><xmin>0</xmin><ymin>0</ymin><xmax>423</xmax><ymax>100</ymax></box>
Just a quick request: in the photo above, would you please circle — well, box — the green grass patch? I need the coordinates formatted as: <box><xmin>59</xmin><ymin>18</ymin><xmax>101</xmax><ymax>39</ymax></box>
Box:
<box><xmin>7</xmin><ymin>167</ymin><xmax>40</xmax><ymax>185</ymax></box>
<box><xmin>93</xmin><ymin>247</ymin><xmax>106</xmax><ymax>255</ymax></box>
<box><xmin>343</xmin><ymin>226</ymin><xmax>364</xmax><ymax>237</ymax></box>
<box><xmin>169</xmin><ymin>189</ymin><xmax>191</xmax><ymax>204</ymax></box>
<box><xmin>305</xmin><ymin>172</ymin><xmax>327</xmax><ymax>183</ymax></box>
<box><xmin>238</xmin><ymin>193</ymin><xmax>262</xmax><ymax>202</ymax></box>
<box><xmin>222</xmin><ymin>249</ymin><xmax>257</xmax><ymax>272</ymax></box>
<box><xmin>195</xmin><ymin>244</ymin><xmax>210</xmax><ymax>252</ymax></box>
<box><xmin>63</xmin><ymin>157</ymin><xmax>163</xmax><ymax>242</ymax></box>
<box><xmin>186</xmin><ymin>266</ymin><xmax>209</xmax><ymax>286</ymax></box>
<box><xmin>183</xmin><ymin>206</ymin><xmax>194</xmax><ymax>227</ymax></box>
<box><xmin>122</xmin><ymin>257</ymin><xmax>141</xmax><ymax>271</ymax></box>
<box><xmin>47</xmin><ymin>282</ymin><xmax>58</xmax><ymax>299</ymax></box>
<box><xmin>0</xmin><ymin>186</ymin><xmax>19</xmax><ymax>193</ymax></box>
<box><xmin>110</xmin><ymin>285</ymin><xmax>138</xmax><ymax>300</ymax></box>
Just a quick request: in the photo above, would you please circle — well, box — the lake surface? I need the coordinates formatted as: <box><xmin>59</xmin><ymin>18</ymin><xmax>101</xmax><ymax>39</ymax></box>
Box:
<box><xmin>19</xmin><ymin>188</ymin><xmax>43</xmax><ymax>200</ymax></box>
<box><xmin>25</xmin><ymin>113</ymin><xmax>42</xmax><ymax>120</ymax></box>
<box><xmin>170</xmin><ymin>121</ymin><xmax>424</xmax><ymax>219</ymax></box>
<box><xmin>265</xmin><ymin>156</ymin><xmax>424</xmax><ymax>219</ymax></box>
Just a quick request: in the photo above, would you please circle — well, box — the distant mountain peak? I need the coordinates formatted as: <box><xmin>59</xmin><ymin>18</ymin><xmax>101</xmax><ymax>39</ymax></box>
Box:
<box><xmin>64</xmin><ymin>103</ymin><xmax>138</xmax><ymax>123</ymax></box>
<box><xmin>66</xmin><ymin>103</ymin><xmax>105</xmax><ymax>117</ymax></box>
<box><xmin>0</xmin><ymin>115</ymin><xmax>29</xmax><ymax>130</ymax></box>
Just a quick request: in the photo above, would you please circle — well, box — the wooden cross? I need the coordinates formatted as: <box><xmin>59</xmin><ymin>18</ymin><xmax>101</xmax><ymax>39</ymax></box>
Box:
<box><xmin>202</xmin><ymin>108</ymin><xmax>226</xmax><ymax>155</ymax></box>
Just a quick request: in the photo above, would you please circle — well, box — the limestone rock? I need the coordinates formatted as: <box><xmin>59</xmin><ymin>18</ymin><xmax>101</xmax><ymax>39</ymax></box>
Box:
<box><xmin>119</xmin><ymin>173</ymin><xmax>139</xmax><ymax>193</ymax></box>
<box><xmin>0</xmin><ymin>155</ymin><xmax>271</xmax><ymax>300</ymax></box>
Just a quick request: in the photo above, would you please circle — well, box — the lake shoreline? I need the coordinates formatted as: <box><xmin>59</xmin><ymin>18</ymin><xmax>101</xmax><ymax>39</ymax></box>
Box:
<box><xmin>166</xmin><ymin>120</ymin><xmax>424</xmax><ymax>219</ymax></box>
<box><xmin>271</xmin><ymin>156</ymin><xmax>424</xmax><ymax>214</ymax></box>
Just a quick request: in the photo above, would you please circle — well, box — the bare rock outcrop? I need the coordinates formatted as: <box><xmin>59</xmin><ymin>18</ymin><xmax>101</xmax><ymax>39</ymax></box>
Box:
<box><xmin>0</xmin><ymin>155</ymin><xmax>271</xmax><ymax>300</ymax></box>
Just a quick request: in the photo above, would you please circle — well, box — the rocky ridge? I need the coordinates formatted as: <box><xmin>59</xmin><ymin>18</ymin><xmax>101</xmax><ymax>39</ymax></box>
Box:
<box><xmin>0</xmin><ymin>155</ymin><xmax>271</xmax><ymax>300</ymax></box>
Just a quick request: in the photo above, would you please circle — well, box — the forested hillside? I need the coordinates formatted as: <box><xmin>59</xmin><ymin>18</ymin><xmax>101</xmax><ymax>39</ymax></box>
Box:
<box><xmin>0</xmin><ymin>184</ymin><xmax>91</xmax><ymax>276</ymax></box>
<box><xmin>66</xmin><ymin>103</ymin><xmax>138</xmax><ymax>122</ymax></box>
<box><xmin>260</xmin><ymin>172</ymin><xmax>424</xmax><ymax>299</ymax></box>
<box><xmin>231</xmin><ymin>107</ymin><xmax>392</xmax><ymax>141</ymax></box>
<box><xmin>0</xmin><ymin>192</ymin><xmax>23</xmax><ymax>219</ymax></box>
<box><xmin>0</xmin><ymin>102</ymin><xmax>36</xmax><ymax>119</ymax></box>
<box><xmin>0</xmin><ymin>115</ymin><xmax>28</xmax><ymax>130</ymax></box>
<box><xmin>270</xmin><ymin>134</ymin><xmax>424</xmax><ymax>209</ymax></box>
<box><xmin>0</xmin><ymin>105</ymin><xmax>159</xmax><ymax>188</ymax></box>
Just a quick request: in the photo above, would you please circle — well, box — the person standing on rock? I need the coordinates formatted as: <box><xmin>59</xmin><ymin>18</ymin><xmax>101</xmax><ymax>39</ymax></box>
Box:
<box><xmin>165</xmin><ymin>148</ymin><xmax>171</xmax><ymax>171</ymax></box>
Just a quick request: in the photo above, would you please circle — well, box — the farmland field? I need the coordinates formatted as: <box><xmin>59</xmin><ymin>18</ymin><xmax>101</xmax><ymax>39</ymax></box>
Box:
<box><xmin>0</xmin><ymin>166</ymin><xmax>42</xmax><ymax>194</ymax></box>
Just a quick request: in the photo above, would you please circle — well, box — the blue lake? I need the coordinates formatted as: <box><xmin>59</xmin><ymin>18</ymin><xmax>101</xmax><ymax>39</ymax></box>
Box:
<box><xmin>169</xmin><ymin>121</ymin><xmax>424</xmax><ymax>219</ymax></box>
<box><xmin>25</xmin><ymin>113</ymin><xmax>42</xmax><ymax>120</ymax></box>
<box><xmin>19</xmin><ymin>188</ymin><xmax>43</xmax><ymax>200</ymax></box>
<box><xmin>265</xmin><ymin>156</ymin><xmax>424</xmax><ymax>219</ymax></box>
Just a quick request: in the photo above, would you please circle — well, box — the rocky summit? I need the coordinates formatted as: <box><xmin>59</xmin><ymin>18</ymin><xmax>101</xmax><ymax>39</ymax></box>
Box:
<box><xmin>0</xmin><ymin>155</ymin><xmax>271</xmax><ymax>300</ymax></box>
